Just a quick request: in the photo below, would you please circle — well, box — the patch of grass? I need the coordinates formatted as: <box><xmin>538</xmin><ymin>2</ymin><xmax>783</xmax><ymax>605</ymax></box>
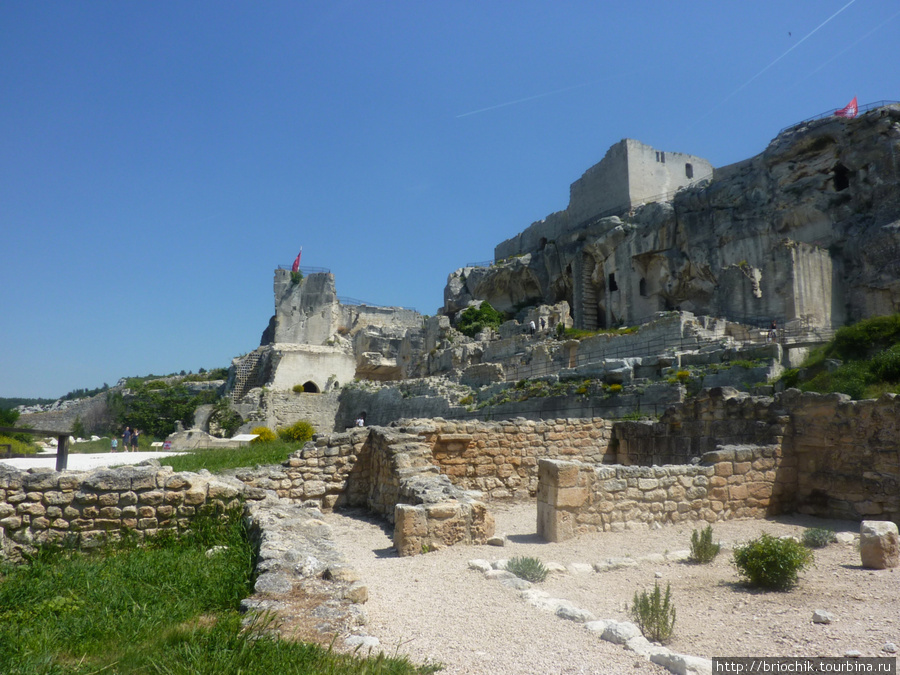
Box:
<box><xmin>506</xmin><ymin>556</ymin><xmax>549</xmax><ymax>583</ymax></box>
<box><xmin>165</xmin><ymin>441</ymin><xmax>298</xmax><ymax>473</ymax></box>
<box><xmin>801</xmin><ymin>527</ymin><xmax>836</xmax><ymax>549</ymax></box>
<box><xmin>0</xmin><ymin>508</ymin><xmax>434</xmax><ymax>675</ymax></box>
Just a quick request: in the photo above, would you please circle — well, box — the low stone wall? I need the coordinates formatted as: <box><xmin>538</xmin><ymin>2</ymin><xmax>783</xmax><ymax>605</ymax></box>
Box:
<box><xmin>537</xmin><ymin>442</ymin><xmax>793</xmax><ymax>541</ymax></box>
<box><xmin>0</xmin><ymin>463</ymin><xmax>256</xmax><ymax>560</ymax></box>
<box><xmin>415</xmin><ymin>417</ymin><xmax>615</xmax><ymax>500</ymax></box>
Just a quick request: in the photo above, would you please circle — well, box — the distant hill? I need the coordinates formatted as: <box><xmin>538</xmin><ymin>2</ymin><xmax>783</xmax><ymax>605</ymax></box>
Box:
<box><xmin>0</xmin><ymin>397</ymin><xmax>55</xmax><ymax>411</ymax></box>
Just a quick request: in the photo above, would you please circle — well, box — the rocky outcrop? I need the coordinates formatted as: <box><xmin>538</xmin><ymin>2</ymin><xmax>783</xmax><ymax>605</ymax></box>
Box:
<box><xmin>444</xmin><ymin>105</ymin><xmax>900</xmax><ymax>332</ymax></box>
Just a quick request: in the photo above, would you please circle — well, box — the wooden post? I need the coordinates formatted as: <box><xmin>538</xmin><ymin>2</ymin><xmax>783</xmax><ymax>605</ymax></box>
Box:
<box><xmin>56</xmin><ymin>434</ymin><xmax>68</xmax><ymax>471</ymax></box>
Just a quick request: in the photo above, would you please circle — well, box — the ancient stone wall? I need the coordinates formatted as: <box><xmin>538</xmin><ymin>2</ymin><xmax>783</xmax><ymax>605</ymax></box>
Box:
<box><xmin>537</xmin><ymin>441</ymin><xmax>793</xmax><ymax>541</ymax></box>
<box><xmin>0</xmin><ymin>464</ymin><xmax>254</xmax><ymax>560</ymax></box>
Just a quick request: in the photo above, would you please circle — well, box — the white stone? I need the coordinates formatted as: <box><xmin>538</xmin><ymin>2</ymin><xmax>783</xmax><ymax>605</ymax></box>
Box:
<box><xmin>585</xmin><ymin>619</ymin><xmax>610</xmax><ymax>634</ymax></box>
<box><xmin>484</xmin><ymin>569</ymin><xmax>516</xmax><ymax>581</ymax></box>
<box><xmin>835</xmin><ymin>532</ymin><xmax>856</xmax><ymax>545</ymax></box>
<box><xmin>601</xmin><ymin>621</ymin><xmax>641</xmax><ymax>644</ymax></box>
<box><xmin>650</xmin><ymin>652</ymin><xmax>712</xmax><ymax>675</ymax></box>
<box><xmin>567</xmin><ymin>562</ymin><xmax>595</xmax><ymax>574</ymax></box>
<box><xmin>860</xmin><ymin>520</ymin><xmax>900</xmax><ymax>569</ymax></box>
<box><xmin>555</xmin><ymin>605</ymin><xmax>597</xmax><ymax>623</ymax></box>
<box><xmin>344</xmin><ymin>635</ymin><xmax>380</xmax><ymax>649</ymax></box>
<box><xmin>812</xmin><ymin>610</ymin><xmax>834</xmax><ymax>624</ymax></box>
<box><xmin>883</xmin><ymin>643</ymin><xmax>898</xmax><ymax>654</ymax></box>
<box><xmin>545</xmin><ymin>561</ymin><xmax>568</xmax><ymax>574</ymax></box>
<box><xmin>468</xmin><ymin>559</ymin><xmax>492</xmax><ymax>573</ymax></box>
<box><xmin>665</xmin><ymin>550</ymin><xmax>692</xmax><ymax>562</ymax></box>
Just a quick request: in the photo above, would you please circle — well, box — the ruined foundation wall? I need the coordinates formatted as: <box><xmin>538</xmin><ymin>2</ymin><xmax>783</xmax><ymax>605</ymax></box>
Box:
<box><xmin>537</xmin><ymin>442</ymin><xmax>794</xmax><ymax>542</ymax></box>
<box><xmin>0</xmin><ymin>464</ymin><xmax>253</xmax><ymax>560</ymax></box>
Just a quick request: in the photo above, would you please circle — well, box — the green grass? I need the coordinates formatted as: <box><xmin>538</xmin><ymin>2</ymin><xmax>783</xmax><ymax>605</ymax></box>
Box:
<box><xmin>164</xmin><ymin>441</ymin><xmax>299</xmax><ymax>473</ymax></box>
<box><xmin>0</xmin><ymin>508</ymin><xmax>435</xmax><ymax>675</ymax></box>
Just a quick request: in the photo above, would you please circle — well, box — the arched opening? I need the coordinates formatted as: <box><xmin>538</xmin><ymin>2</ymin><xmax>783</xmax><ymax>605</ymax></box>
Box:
<box><xmin>639</xmin><ymin>278</ymin><xmax>648</xmax><ymax>297</ymax></box>
<box><xmin>538</xmin><ymin>237</ymin><xmax>548</xmax><ymax>251</ymax></box>
<box><xmin>302</xmin><ymin>380</ymin><xmax>320</xmax><ymax>393</ymax></box>
<box><xmin>833</xmin><ymin>163</ymin><xmax>850</xmax><ymax>192</ymax></box>
<box><xmin>685</xmin><ymin>163</ymin><xmax>693</xmax><ymax>179</ymax></box>
<box><xmin>608</xmin><ymin>273</ymin><xmax>618</xmax><ymax>292</ymax></box>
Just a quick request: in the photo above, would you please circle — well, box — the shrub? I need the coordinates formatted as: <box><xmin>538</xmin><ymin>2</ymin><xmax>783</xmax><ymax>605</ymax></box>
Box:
<box><xmin>250</xmin><ymin>426</ymin><xmax>276</xmax><ymax>443</ymax></box>
<box><xmin>870</xmin><ymin>344</ymin><xmax>900</xmax><ymax>382</ymax></box>
<box><xmin>801</xmin><ymin>527</ymin><xmax>836</xmax><ymax>549</ymax></box>
<box><xmin>732</xmin><ymin>533</ymin><xmax>814</xmax><ymax>590</ymax></box>
<box><xmin>608</xmin><ymin>383</ymin><xmax>623</xmax><ymax>394</ymax></box>
<box><xmin>689</xmin><ymin>525</ymin><xmax>721</xmax><ymax>563</ymax></box>
<box><xmin>277</xmin><ymin>420</ymin><xmax>315</xmax><ymax>444</ymax></box>
<box><xmin>291</xmin><ymin>383</ymin><xmax>305</xmax><ymax>393</ymax></box>
<box><xmin>456</xmin><ymin>302</ymin><xmax>505</xmax><ymax>338</ymax></box>
<box><xmin>631</xmin><ymin>582</ymin><xmax>676</xmax><ymax>643</ymax></box>
<box><xmin>676</xmin><ymin>370</ymin><xmax>691</xmax><ymax>383</ymax></box>
<box><xmin>506</xmin><ymin>556</ymin><xmax>549</xmax><ymax>583</ymax></box>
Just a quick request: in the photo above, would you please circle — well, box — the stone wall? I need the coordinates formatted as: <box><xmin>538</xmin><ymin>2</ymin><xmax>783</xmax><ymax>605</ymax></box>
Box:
<box><xmin>537</xmin><ymin>441</ymin><xmax>793</xmax><ymax>541</ymax></box>
<box><xmin>0</xmin><ymin>463</ymin><xmax>254</xmax><ymax>560</ymax></box>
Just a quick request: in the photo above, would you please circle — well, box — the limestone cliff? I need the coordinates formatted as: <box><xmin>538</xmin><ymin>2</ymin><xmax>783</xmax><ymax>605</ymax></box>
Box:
<box><xmin>444</xmin><ymin>105</ymin><xmax>900</xmax><ymax>331</ymax></box>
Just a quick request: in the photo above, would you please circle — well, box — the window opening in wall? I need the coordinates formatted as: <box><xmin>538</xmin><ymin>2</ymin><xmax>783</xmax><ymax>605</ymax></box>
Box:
<box><xmin>639</xmin><ymin>278</ymin><xmax>648</xmax><ymax>297</ymax></box>
<box><xmin>608</xmin><ymin>273</ymin><xmax>618</xmax><ymax>292</ymax></box>
<box><xmin>833</xmin><ymin>163</ymin><xmax>850</xmax><ymax>192</ymax></box>
<box><xmin>685</xmin><ymin>163</ymin><xmax>693</xmax><ymax>179</ymax></box>
<box><xmin>660</xmin><ymin>151</ymin><xmax>665</xmax><ymax>163</ymax></box>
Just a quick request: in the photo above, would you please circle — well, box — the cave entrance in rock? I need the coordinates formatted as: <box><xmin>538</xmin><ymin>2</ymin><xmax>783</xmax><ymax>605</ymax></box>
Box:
<box><xmin>302</xmin><ymin>380</ymin><xmax>320</xmax><ymax>393</ymax></box>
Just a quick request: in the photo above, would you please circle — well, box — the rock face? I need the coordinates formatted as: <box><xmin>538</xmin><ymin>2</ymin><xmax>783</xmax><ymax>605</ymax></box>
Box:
<box><xmin>859</xmin><ymin>520</ymin><xmax>900</xmax><ymax>569</ymax></box>
<box><xmin>445</xmin><ymin>105</ymin><xmax>900</xmax><ymax>331</ymax></box>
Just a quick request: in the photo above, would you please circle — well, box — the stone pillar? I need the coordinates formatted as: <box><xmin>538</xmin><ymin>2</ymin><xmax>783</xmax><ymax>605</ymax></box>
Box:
<box><xmin>537</xmin><ymin>459</ymin><xmax>590</xmax><ymax>542</ymax></box>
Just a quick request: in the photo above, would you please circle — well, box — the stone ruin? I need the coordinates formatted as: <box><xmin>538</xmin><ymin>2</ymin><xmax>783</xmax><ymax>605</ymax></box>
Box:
<box><xmin>8</xmin><ymin>104</ymin><xmax>900</xmax><ymax>659</ymax></box>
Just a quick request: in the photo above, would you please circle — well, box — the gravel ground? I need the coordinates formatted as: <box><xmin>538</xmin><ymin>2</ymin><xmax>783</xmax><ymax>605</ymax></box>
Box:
<box><xmin>326</xmin><ymin>502</ymin><xmax>899</xmax><ymax>675</ymax></box>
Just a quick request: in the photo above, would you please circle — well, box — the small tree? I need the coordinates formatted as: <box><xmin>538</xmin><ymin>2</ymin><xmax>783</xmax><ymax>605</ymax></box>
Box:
<box><xmin>456</xmin><ymin>302</ymin><xmax>505</xmax><ymax>338</ymax></box>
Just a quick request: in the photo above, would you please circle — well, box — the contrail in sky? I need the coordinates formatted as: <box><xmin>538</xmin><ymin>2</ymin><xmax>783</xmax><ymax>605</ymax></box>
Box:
<box><xmin>802</xmin><ymin>6</ymin><xmax>900</xmax><ymax>80</ymax></box>
<box><xmin>684</xmin><ymin>0</ymin><xmax>859</xmax><ymax>132</ymax></box>
<box><xmin>457</xmin><ymin>81</ymin><xmax>595</xmax><ymax>118</ymax></box>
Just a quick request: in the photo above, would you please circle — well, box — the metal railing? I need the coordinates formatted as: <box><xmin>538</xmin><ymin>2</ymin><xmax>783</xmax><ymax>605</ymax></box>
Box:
<box><xmin>777</xmin><ymin>100</ymin><xmax>899</xmax><ymax>136</ymax></box>
<box><xmin>276</xmin><ymin>265</ymin><xmax>332</xmax><ymax>274</ymax></box>
<box><xmin>338</xmin><ymin>296</ymin><xmax>418</xmax><ymax>312</ymax></box>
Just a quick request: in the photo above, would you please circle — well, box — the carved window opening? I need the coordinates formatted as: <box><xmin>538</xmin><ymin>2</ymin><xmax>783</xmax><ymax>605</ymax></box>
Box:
<box><xmin>655</xmin><ymin>151</ymin><xmax>666</xmax><ymax>163</ymax></box>
<box><xmin>302</xmin><ymin>380</ymin><xmax>320</xmax><ymax>393</ymax></box>
<box><xmin>538</xmin><ymin>237</ymin><xmax>547</xmax><ymax>251</ymax></box>
<box><xmin>685</xmin><ymin>163</ymin><xmax>693</xmax><ymax>179</ymax></box>
<box><xmin>639</xmin><ymin>278</ymin><xmax>648</xmax><ymax>297</ymax></box>
<box><xmin>833</xmin><ymin>163</ymin><xmax>850</xmax><ymax>192</ymax></box>
<box><xmin>608</xmin><ymin>273</ymin><xmax>618</xmax><ymax>292</ymax></box>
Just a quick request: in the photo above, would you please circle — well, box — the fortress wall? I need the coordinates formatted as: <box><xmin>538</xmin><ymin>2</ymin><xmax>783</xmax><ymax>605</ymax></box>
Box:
<box><xmin>268</xmin><ymin>348</ymin><xmax>356</xmax><ymax>393</ymax></box>
<box><xmin>261</xmin><ymin>390</ymin><xmax>342</xmax><ymax>434</ymax></box>
<box><xmin>568</xmin><ymin>140</ymin><xmax>631</xmax><ymax>226</ymax></box>
<box><xmin>625</xmin><ymin>140</ymin><xmax>713</xmax><ymax>207</ymax></box>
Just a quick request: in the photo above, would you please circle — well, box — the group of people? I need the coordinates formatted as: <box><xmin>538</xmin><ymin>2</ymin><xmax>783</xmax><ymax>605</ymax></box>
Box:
<box><xmin>111</xmin><ymin>426</ymin><xmax>140</xmax><ymax>452</ymax></box>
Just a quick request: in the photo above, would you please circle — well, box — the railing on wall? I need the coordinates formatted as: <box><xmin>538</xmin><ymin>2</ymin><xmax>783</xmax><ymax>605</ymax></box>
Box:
<box><xmin>276</xmin><ymin>265</ymin><xmax>332</xmax><ymax>274</ymax></box>
<box><xmin>777</xmin><ymin>100</ymin><xmax>899</xmax><ymax>136</ymax></box>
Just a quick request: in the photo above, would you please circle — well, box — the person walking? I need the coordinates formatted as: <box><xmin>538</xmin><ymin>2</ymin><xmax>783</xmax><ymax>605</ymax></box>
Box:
<box><xmin>131</xmin><ymin>428</ymin><xmax>140</xmax><ymax>452</ymax></box>
<box><xmin>111</xmin><ymin>437</ymin><xmax>118</xmax><ymax>453</ymax></box>
<box><xmin>123</xmin><ymin>427</ymin><xmax>131</xmax><ymax>452</ymax></box>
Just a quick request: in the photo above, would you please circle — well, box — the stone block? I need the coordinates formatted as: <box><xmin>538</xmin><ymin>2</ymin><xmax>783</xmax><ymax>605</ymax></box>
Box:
<box><xmin>860</xmin><ymin>520</ymin><xmax>900</xmax><ymax>569</ymax></box>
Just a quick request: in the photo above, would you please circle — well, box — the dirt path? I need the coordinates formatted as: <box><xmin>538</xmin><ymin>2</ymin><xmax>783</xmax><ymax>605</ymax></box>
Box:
<box><xmin>326</xmin><ymin>502</ymin><xmax>899</xmax><ymax>674</ymax></box>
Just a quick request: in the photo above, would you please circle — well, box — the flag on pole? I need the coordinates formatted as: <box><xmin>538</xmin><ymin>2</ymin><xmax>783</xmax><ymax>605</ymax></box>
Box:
<box><xmin>834</xmin><ymin>96</ymin><xmax>858</xmax><ymax>119</ymax></box>
<box><xmin>291</xmin><ymin>248</ymin><xmax>302</xmax><ymax>272</ymax></box>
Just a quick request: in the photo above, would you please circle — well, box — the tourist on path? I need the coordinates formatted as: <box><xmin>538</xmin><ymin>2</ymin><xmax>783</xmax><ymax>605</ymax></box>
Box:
<box><xmin>131</xmin><ymin>429</ymin><xmax>140</xmax><ymax>452</ymax></box>
<box><xmin>123</xmin><ymin>427</ymin><xmax>131</xmax><ymax>452</ymax></box>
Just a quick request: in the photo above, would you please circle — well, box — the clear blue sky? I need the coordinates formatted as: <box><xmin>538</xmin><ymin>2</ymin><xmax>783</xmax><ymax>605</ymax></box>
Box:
<box><xmin>2</xmin><ymin>1</ymin><xmax>897</xmax><ymax>399</ymax></box>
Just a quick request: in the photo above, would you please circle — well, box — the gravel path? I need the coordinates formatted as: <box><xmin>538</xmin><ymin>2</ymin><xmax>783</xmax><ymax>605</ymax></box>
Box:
<box><xmin>326</xmin><ymin>503</ymin><xmax>899</xmax><ymax>674</ymax></box>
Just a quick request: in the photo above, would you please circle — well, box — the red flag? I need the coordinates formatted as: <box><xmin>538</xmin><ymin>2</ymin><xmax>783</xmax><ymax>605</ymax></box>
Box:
<box><xmin>834</xmin><ymin>96</ymin><xmax>858</xmax><ymax>119</ymax></box>
<box><xmin>291</xmin><ymin>248</ymin><xmax>302</xmax><ymax>272</ymax></box>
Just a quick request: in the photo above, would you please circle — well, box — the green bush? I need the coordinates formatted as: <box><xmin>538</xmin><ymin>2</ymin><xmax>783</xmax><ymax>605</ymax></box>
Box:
<box><xmin>676</xmin><ymin>370</ymin><xmax>691</xmax><ymax>383</ymax></box>
<box><xmin>870</xmin><ymin>344</ymin><xmax>900</xmax><ymax>382</ymax></box>
<box><xmin>689</xmin><ymin>525</ymin><xmax>721</xmax><ymax>563</ymax></box>
<box><xmin>732</xmin><ymin>533</ymin><xmax>814</xmax><ymax>590</ymax></box>
<box><xmin>250</xmin><ymin>426</ymin><xmax>276</xmax><ymax>443</ymax></box>
<box><xmin>292</xmin><ymin>383</ymin><xmax>305</xmax><ymax>393</ymax></box>
<box><xmin>828</xmin><ymin>314</ymin><xmax>900</xmax><ymax>360</ymax></box>
<box><xmin>456</xmin><ymin>302</ymin><xmax>505</xmax><ymax>338</ymax></box>
<box><xmin>506</xmin><ymin>556</ymin><xmax>549</xmax><ymax>583</ymax></box>
<box><xmin>801</xmin><ymin>527</ymin><xmax>836</xmax><ymax>549</ymax></box>
<box><xmin>631</xmin><ymin>582</ymin><xmax>676</xmax><ymax>643</ymax></box>
<box><xmin>277</xmin><ymin>420</ymin><xmax>315</xmax><ymax>444</ymax></box>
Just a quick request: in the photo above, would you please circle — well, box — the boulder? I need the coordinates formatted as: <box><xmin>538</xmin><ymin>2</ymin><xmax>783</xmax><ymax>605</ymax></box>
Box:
<box><xmin>859</xmin><ymin>520</ymin><xmax>900</xmax><ymax>569</ymax></box>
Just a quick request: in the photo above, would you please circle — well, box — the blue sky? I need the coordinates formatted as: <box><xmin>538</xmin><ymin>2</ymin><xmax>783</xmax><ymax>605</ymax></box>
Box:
<box><xmin>2</xmin><ymin>1</ymin><xmax>897</xmax><ymax>399</ymax></box>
